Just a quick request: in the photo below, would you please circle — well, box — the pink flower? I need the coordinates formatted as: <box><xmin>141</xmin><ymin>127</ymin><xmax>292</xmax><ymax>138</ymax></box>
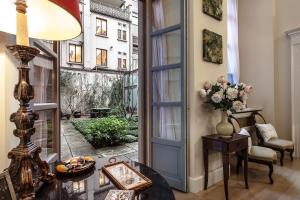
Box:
<box><xmin>204</xmin><ymin>81</ymin><xmax>212</xmax><ymax>90</ymax></box>
<box><xmin>245</xmin><ymin>85</ymin><xmax>253</xmax><ymax>93</ymax></box>
<box><xmin>217</xmin><ymin>76</ymin><xmax>227</xmax><ymax>84</ymax></box>
<box><xmin>239</xmin><ymin>91</ymin><xmax>245</xmax><ymax>97</ymax></box>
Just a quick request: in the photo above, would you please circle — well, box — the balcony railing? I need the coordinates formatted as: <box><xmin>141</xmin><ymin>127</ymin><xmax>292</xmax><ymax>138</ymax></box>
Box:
<box><xmin>90</xmin><ymin>0</ymin><xmax>130</xmax><ymax>22</ymax></box>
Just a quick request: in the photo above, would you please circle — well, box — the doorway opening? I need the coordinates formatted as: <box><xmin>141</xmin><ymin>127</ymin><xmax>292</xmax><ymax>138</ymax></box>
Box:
<box><xmin>59</xmin><ymin>0</ymin><xmax>140</xmax><ymax>162</ymax></box>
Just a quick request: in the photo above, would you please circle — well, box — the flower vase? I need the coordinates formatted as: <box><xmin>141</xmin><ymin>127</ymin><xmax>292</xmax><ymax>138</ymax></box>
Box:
<box><xmin>216</xmin><ymin>111</ymin><xmax>234</xmax><ymax>138</ymax></box>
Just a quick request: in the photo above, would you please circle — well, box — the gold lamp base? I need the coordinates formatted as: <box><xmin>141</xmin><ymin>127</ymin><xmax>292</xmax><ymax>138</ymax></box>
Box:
<box><xmin>6</xmin><ymin>45</ymin><xmax>54</xmax><ymax>200</ymax></box>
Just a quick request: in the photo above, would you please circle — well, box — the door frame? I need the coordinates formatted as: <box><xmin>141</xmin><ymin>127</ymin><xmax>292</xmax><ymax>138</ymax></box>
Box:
<box><xmin>139</xmin><ymin>0</ymin><xmax>188</xmax><ymax>191</ymax></box>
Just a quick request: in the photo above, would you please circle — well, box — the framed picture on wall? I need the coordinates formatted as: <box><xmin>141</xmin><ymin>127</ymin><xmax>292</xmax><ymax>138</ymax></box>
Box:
<box><xmin>203</xmin><ymin>0</ymin><xmax>223</xmax><ymax>21</ymax></box>
<box><xmin>203</xmin><ymin>29</ymin><xmax>223</xmax><ymax>64</ymax></box>
<box><xmin>0</xmin><ymin>170</ymin><xmax>17</xmax><ymax>200</ymax></box>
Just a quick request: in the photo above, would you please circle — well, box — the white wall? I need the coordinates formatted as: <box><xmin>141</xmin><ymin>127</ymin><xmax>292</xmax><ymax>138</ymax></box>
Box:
<box><xmin>239</xmin><ymin>0</ymin><xmax>300</xmax><ymax>140</ymax></box>
<box><xmin>188</xmin><ymin>0</ymin><xmax>228</xmax><ymax>193</ymax></box>
<box><xmin>0</xmin><ymin>32</ymin><xmax>19</xmax><ymax>171</ymax></box>
<box><xmin>238</xmin><ymin>0</ymin><xmax>276</xmax><ymax>125</ymax></box>
<box><xmin>274</xmin><ymin>0</ymin><xmax>300</xmax><ymax>139</ymax></box>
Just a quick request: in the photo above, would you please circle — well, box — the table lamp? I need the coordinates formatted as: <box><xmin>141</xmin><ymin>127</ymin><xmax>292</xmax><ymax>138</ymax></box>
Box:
<box><xmin>0</xmin><ymin>0</ymin><xmax>81</xmax><ymax>199</ymax></box>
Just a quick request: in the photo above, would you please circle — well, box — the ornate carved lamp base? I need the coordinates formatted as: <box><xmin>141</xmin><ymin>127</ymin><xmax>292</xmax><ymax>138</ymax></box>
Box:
<box><xmin>6</xmin><ymin>45</ymin><xmax>54</xmax><ymax>200</ymax></box>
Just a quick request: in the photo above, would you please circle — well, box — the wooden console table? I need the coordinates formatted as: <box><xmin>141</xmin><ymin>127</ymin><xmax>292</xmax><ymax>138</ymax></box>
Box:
<box><xmin>202</xmin><ymin>134</ymin><xmax>249</xmax><ymax>200</ymax></box>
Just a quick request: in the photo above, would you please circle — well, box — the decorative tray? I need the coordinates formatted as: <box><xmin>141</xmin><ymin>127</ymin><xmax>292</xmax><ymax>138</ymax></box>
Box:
<box><xmin>55</xmin><ymin>156</ymin><xmax>96</xmax><ymax>176</ymax></box>
<box><xmin>102</xmin><ymin>160</ymin><xmax>152</xmax><ymax>192</ymax></box>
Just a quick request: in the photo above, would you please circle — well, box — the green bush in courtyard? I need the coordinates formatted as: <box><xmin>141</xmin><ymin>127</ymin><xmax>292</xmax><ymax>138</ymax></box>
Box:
<box><xmin>72</xmin><ymin>116</ymin><xmax>137</xmax><ymax>148</ymax></box>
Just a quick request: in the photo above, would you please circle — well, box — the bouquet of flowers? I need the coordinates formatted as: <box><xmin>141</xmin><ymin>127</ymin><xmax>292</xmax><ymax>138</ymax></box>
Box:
<box><xmin>200</xmin><ymin>76</ymin><xmax>253</xmax><ymax>113</ymax></box>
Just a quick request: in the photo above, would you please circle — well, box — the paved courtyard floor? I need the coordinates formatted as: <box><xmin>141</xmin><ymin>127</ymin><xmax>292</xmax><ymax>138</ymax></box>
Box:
<box><xmin>60</xmin><ymin>120</ymin><xmax>138</xmax><ymax>162</ymax></box>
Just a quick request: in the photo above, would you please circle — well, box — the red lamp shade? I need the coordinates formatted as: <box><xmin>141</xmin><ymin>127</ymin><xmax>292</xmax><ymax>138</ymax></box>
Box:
<box><xmin>0</xmin><ymin>0</ymin><xmax>82</xmax><ymax>41</ymax></box>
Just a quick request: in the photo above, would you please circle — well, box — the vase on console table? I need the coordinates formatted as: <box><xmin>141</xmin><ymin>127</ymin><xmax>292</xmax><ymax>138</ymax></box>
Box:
<box><xmin>216</xmin><ymin>111</ymin><xmax>234</xmax><ymax>138</ymax></box>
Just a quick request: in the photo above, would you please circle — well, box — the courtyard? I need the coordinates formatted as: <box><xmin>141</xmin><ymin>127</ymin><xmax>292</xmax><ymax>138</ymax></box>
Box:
<box><xmin>60</xmin><ymin>119</ymin><xmax>138</xmax><ymax>162</ymax></box>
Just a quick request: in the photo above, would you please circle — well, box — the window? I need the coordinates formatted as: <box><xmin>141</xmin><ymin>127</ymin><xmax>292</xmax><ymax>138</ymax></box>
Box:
<box><xmin>118</xmin><ymin>58</ymin><xmax>122</xmax><ymax>69</ymax></box>
<box><xmin>96</xmin><ymin>18</ymin><xmax>107</xmax><ymax>36</ymax></box>
<box><xmin>133</xmin><ymin>46</ymin><xmax>138</xmax><ymax>54</ymax></box>
<box><xmin>118</xmin><ymin>23</ymin><xmax>127</xmax><ymax>41</ymax></box>
<box><xmin>31</xmin><ymin>40</ymin><xmax>59</xmax><ymax>162</ymax></box>
<box><xmin>69</xmin><ymin>44</ymin><xmax>82</xmax><ymax>63</ymax></box>
<box><xmin>122</xmin><ymin>59</ymin><xmax>127</xmax><ymax>69</ymax></box>
<box><xmin>133</xmin><ymin>36</ymin><xmax>138</xmax><ymax>46</ymax></box>
<box><xmin>227</xmin><ymin>0</ymin><xmax>240</xmax><ymax>84</ymax></box>
<box><xmin>96</xmin><ymin>49</ymin><xmax>107</xmax><ymax>66</ymax></box>
<box><xmin>118</xmin><ymin>29</ymin><xmax>122</xmax><ymax>40</ymax></box>
<box><xmin>123</xmin><ymin>30</ymin><xmax>127</xmax><ymax>40</ymax></box>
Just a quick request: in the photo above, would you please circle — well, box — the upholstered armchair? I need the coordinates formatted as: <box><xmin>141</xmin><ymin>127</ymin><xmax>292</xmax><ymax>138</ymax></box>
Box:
<box><xmin>251</xmin><ymin>112</ymin><xmax>294</xmax><ymax>166</ymax></box>
<box><xmin>229</xmin><ymin>115</ymin><xmax>277</xmax><ymax>184</ymax></box>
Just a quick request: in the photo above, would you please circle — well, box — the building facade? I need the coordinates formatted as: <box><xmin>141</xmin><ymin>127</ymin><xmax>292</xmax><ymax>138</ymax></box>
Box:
<box><xmin>60</xmin><ymin>0</ymin><xmax>138</xmax><ymax>113</ymax></box>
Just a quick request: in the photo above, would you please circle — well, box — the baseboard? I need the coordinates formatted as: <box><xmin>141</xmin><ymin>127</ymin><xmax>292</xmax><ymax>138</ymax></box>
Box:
<box><xmin>188</xmin><ymin>167</ymin><xmax>224</xmax><ymax>193</ymax></box>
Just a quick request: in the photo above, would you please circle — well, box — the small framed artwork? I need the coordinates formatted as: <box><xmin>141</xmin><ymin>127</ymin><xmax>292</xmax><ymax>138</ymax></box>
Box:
<box><xmin>0</xmin><ymin>170</ymin><xmax>17</xmax><ymax>200</ymax></box>
<box><xmin>203</xmin><ymin>0</ymin><xmax>223</xmax><ymax>21</ymax></box>
<box><xmin>203</xmin><ymin>29</ymin><xmax>223</xmax><ymax>64</ymax></box>
<box><xmin>102</xmin><ymin>161</ymin><xmax>152</xmax><ymax>191</ymax></box>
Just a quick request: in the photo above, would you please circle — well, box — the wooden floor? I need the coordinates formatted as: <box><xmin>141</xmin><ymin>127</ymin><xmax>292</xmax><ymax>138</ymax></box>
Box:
<box><xmin>174</xmin><ymin>158</ymin><xmax>300</xmax><ymax>200</ymax></box>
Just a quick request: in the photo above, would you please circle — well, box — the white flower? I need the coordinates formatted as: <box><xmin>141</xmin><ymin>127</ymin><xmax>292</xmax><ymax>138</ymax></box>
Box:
<box><xmin>218</xmin><ymin>89</ymin><xmax>224</xmax><ymax>99</ymax></box>
<box><xmin>199</xmin><ymin>89</ymin><xmax>207</xmax><ymax>98</ymax></box>
<box><xmin>226</xmin><ymin>88</ymin><xmax>238</xmax><ymax>100</ymax></box>
<box><xmin>211</xmin><ymin>93</ymin><xmax>222</xmax><ymax>103</ymax></box>
<box><xmin>232</xmin><ymin>101</ymin><xmax>243</xmax><ymax>112</ymax></box>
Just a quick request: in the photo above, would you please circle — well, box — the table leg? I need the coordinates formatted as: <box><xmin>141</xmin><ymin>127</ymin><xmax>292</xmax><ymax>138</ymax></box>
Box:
<box><xmin>242</xmin><ymin>148</ymin><xmax>249</xmax><ymax>189</ymax></box>
<box><xmin>203</xmin><ymin>146</ymin><xmax>209</xmax><ymax>190</ymax></box>
<box><xmin>222</xmin><ymin>152</ymin><xmax>229</xmax><ymax>200</ymax></box>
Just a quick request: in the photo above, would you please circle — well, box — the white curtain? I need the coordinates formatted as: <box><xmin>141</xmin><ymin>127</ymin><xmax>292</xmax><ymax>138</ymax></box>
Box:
<box><xmin>152</xmin><ymin>0</ymin><xmax>181</xmax><ymax>141</ymax></box>
<box><xmin>227</xmin><ymin>0</ymin><xmax>240</xmax><ymax>84</ymax></box>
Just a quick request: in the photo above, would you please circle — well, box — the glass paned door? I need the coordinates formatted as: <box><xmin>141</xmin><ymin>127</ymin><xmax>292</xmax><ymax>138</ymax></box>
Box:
<box><xmin>151</xmin><ymin>0</ymin><xmax>186</xmax><ymax>191</ymax></box>
<box><xmin>30</xmin><ymin>40</ymin><xmax>59</xmax><ymax>162</ymax></box>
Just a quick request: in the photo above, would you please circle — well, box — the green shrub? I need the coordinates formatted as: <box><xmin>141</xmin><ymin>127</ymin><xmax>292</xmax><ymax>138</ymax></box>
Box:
<box><xmin>72</xmin><ymin>116</ymin><xmax>137</xmax><ymax>148</ymax></box>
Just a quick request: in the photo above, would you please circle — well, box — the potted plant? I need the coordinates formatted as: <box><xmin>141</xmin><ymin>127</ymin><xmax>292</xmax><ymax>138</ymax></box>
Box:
<box><xmin>200</xmin><ymin>76</ymin><xmax>253</xmax><ymax>138</ymax></box>
<box><xmin>73</xmin><ymin>111</ymin><xmax>82</xmax><ymax>118</ymax></box>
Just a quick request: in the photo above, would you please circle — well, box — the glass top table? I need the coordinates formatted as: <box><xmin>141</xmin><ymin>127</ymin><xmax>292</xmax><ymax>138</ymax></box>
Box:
<box><xmin>36</xmin><ymin>157</ymin><xmax>175</xmax><ymax>200</ymax></box>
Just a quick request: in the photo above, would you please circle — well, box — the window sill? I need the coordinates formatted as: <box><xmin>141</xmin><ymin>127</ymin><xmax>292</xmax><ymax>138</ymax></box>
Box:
<box><xmin>117</xmin><ymin>39</ymin><xmax>128</xmax><ymax>42</ymax></box>
<box><xmin>95</xmin><ymin>34</ymin><xmax>108</xmax><ymax>38</ymax></box>
<box><xmin>67</xmin><ymin>62</ymin><xmax>83</xmax><ymax>65</ymax></box>
<box><xmin>95</xmin><ymin>65</ymin><xmax>108</xmax><ymax>68</ymax></box>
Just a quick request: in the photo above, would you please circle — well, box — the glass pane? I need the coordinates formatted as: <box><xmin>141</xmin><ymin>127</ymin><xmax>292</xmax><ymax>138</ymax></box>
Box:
<box><xmin>102</xmin><ymin>20</ymin><xmax>107</xmax><ymax>35</ymax></box>
<box><xmin>96</xmin><ymin>49</ymin><xmax>101</xmax><ymax>65</ymax></box>
<box><xmin>152</xmin><ymin>0</ymin><xmax>180</xmax><ymax>31</ymax></box>
<box><xmin>123</xmin><ymin>30</ymin><xmax>126</xmax><ymax>40</ymax></box>
<box><xmin>32</xmin><ymin>110</ymin><xmax>54</xmax><ymax>160</ymax></box>
<box><xmin>96</xmin><ymin>19</ymin><xmax>101</xmax><ymax>35</ymax></box>
<box><xmin>152</xmin><ymin>30</ymin><xmax>181</xmax><ymax>66</ymax></box>
<box><xmin>153</xmin><ymin>106</ymin><xmax>181</xmax><ymax>141</ymax></box>
<box><xmin>32</xmin><ymin>65</ymin><xmax>53</xmax><ymax>103</ymax></box>
<box><xmin>69</xmin><ymin>45</ymin><xmax>75</xmax><ymax>62</ymax></box>
<box><xmin>102</xmin><ymin>50</ymin><xmax>107</xmax><ymax>66</ymax></box>
<box><xmin>75</xmin><ymin>45</ymin><xmax>82</xmax><ymax>63</ymax></box>
<box><xmin>153</xmin><ymin>68</ymin><xmax>181</xmax><ymax>102</ymax></box>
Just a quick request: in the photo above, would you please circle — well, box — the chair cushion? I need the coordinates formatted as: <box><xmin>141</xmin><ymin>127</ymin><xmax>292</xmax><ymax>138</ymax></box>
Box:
<box><xmin>256</xmin><ymin>123</ymin><xmax>278</xmax><ymax>142</ymax></box>
<box><xmin>249</xmin><ymin>146</ymin><xmax>277</xmax><ymax>162</ymax></box>
<box><xmin>264</xmin><ymin>138</ymin><xmax>294</xmax><ymax>150</ymax></box>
